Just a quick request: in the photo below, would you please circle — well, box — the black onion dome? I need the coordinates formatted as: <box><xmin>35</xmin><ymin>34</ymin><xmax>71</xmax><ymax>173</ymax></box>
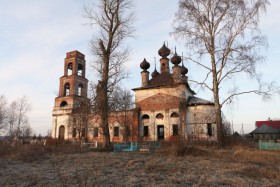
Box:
<box><xmin>171</xmin><ymin>51</ymin><xmax>182</xmax><ymax>65</ymax></box>
<box><xmin>181</xmin><ymin>64</ymin><xmax>188</xmax><ymax>75</ymax></box>
<box><xmin>151</xmin><ymin>68</ymin><xmax>160</xmax><ymax>78</ymax></box>
<box><xmin>140</xmin><ymin>58</ymin><xmax>150</xmax><ymax>70</ymax></box>
<box><xmin>158</xmin><ymin>43</ymin><xmax>170</xmax><ymax>57</ymax></box>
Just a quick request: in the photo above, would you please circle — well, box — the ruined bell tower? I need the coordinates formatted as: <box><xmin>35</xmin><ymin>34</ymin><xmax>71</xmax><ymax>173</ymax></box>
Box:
<box><xmin>52</xmin><ymin>50</ymin><xmax>89</xmax><ymax>140</ymax></box>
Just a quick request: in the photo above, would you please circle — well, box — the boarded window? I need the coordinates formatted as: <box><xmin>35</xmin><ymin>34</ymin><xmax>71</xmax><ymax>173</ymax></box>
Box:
<box><xmin>94</xmin><ymin>127</ymin><xmax>98</xmax><ymax>137</ymax></box>
<box><xmin>144</xmin><ymin>126</ymin><xmax>149</xmax><ymax>136</ymax></box>
<box><xmin>173</xmin><ymin>125</ymin><xmax>178</xmax><ymax>136</ymax></box>
<box><xmin>114</xmin><ymin>127</ymin><xmax>119</xmax><ymax>137</ymax></box>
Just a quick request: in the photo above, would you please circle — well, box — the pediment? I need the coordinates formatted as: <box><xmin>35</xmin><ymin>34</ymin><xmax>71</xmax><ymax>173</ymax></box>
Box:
<box><xmin>136</xmin><ymin>93</ymin><xmax>185</xmax><ymax>110</ymax></box>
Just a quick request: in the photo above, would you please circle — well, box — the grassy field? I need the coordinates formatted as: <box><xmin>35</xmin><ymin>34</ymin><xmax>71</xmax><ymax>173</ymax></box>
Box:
<box><xmin>0</xmin><ymin>142</ymin><xmax>280</xmax><ymax>186</ymax></box>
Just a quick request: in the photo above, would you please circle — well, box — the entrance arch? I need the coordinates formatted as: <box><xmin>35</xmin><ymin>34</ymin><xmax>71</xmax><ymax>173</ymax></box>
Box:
<box><xmin>58</xmin><ymin>125</ymin><xmax>65</xmax><ymax>140</ymax></box>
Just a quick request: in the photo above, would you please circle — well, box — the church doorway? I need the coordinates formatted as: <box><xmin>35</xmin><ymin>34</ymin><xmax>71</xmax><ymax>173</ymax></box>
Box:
<box><xmin>58</xmin><ymin>125</ymin><xmax>65</xmax><ymax>140</ymax></box>
<box><xmin>157</xmin><ymin>125</ymin><xmax>164</xmax><ymax>140</ymax></box>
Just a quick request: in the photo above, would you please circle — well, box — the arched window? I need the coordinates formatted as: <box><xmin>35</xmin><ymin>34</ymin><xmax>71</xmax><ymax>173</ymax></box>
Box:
<box><xmin>67</xmin><ymin>63</ymin><xmax>73</xmax><ymax>75</ymax></box>
<box><xmin>78</xmin><ymin>64</ymin><xmax>83</xmax><ymax>76</ymax></box>
<box><xmin>64</xmin><ymin>83</ymin><xmax>70</xmax><ymax>96</ymax></box>
<box><xmin>60</xmin><ymin>101</ymin><xmax>68</xmax><ymax>107</ymax></box>
<box><xmin>156</xmin><ymin>113</ymin><xmax>164</xmax><ymax>119</ymax></box>
<box><xmin>142</xmin><ymin>114</ymin><xmax>150</xmax><ymax>120</ymax></box>
<box><xmin>142</xmin><ymin>114</ymin><xmax>150</xmax><ymax>123</ymax></box>
<box><xmin>78</xmin><ymin>84</ymin><xmax>83</xmax><ymax>96</ymax></box>
<box><xmin>170</xmin><ymin>112</ymin><xmax>179</xmax><ymax>118</ymax></box>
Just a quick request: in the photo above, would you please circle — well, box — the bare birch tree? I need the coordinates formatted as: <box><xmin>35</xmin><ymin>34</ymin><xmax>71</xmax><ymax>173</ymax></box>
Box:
<box><xmin>172</xmin><ymin>0</ymin><xmax>278</xmax><ymax>146</ymax></box>
<box><xmin>6</xmin><ymin>96</ymin><xmax>31</xmax><ymax>139</ymax></box>
<box><xmin>84</xmin><ymin>0</ymin><xmax>135</xmax><ymax>148</ymax></box>
<box><xmin>0</xmin><ymin>95</ymin><xmax>7</xmax><ymax>133</ymax></box>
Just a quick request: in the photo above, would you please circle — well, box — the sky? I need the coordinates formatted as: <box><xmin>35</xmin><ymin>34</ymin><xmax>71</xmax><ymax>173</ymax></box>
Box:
<box><xmin>0</xmin><ymin>0</ymin><xmax>279</xmax><ymax>136</ymax></box>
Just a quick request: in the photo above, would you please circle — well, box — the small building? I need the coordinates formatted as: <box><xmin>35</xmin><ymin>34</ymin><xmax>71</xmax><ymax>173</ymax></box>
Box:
<box><xmin>52</xmin><ymin>44</ymin><xmax>217</xmax><ymax>142</ymax></box>
<box><xmin>251</xmin><ymin>121</ymin><xmax>280</xmax><ymax>141</ymax></box>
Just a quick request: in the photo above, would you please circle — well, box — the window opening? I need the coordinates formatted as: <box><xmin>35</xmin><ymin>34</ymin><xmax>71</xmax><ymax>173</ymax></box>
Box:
<box><xmin>67</xmin><ymin>63</ymin><xmax>73</xmax><ymax>75</ymax></box>
<box><xmin>78</xmin><ymin>84</ymin><xmax>83</xmax><ymax>96</ymax></box>
<box><xmin>114</xmin><ymin>127</ymin><xmax>119</xmax><ymax>137</ymax></box>
<box><xmin>144</xmin><ymin>126</ymin><xmax>149</xmax><ymax>136</ymax></box>
<box><xmin>207</xmin><ymin>123</ymin><xmax>213</xmax><ymax>137</ymax></box>
<box><xmin>78</xmin><ymin>64</ymin><xmax>83</xmax><ymax>76</ymax></box>
<box><xmin>170</xmin><ymin>112</ymin><xmax>179</xmax><ymax>118</ymax></box>
<box><xmin>173</xmin><ymin>125</ymin><xmax>179</xmax><ymax>136</ymax></box>
<box><xmin>157</xmin><ymin>125</ymin><xmax>164</xmax><ymax>140</ymax></box>
<box><xmin>156</xmin><ymin>113</ymin><xmax>164</xmax><ymax>119</ymax></box>
<box><xmin>73</xmin><ymin>127</ymin><xmax>76</xmax><ymax>138</ymax></box>
<box><xmin>64</xmin><ymin>83</ymin><xmax>70</xmax><ymax>96</ymax></box>
<box><xmin>60</xmin><ymin>101</ymin><xmax>68</xmax><ymax>107</ymax></box>
<box><xmin>94</xmin><ymin>127</ymin><xmax>98</xmax><ymax>137</ymax></box>
<box><xmin>142</xmin><ymin>114</ymin><xmax>150</xmax><ymax>123</ymax></box>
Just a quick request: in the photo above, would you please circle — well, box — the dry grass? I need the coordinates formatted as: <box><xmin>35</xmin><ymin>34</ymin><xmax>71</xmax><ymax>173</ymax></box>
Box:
<box><xmin>0</xmin><ymin>140</ymin><xmax>280</xmax><ymax>186</ymax></box>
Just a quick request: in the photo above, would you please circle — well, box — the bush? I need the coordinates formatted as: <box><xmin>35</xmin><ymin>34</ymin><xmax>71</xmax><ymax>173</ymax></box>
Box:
<box><xmin>0</xmin><ymin>138</ymin><xmax>85</xmax><ymax>162</ymax></box>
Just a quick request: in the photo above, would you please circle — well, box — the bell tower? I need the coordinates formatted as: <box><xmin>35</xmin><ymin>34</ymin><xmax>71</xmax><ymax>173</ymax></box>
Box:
<box><xmin>52</xmin><ymin>50</ymin><xmax>89</xmax><ymax>139</ymax></box>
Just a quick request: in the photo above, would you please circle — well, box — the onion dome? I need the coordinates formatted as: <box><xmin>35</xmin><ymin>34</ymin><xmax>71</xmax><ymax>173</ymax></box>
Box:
<box><xmin>151</xmin><ymin>68</ymin><xmax>159</xmax><ymax>78</ymax></box>
<box><xmin>181</xmin><ymin>63</ymin><xmax>188</xmax><ymax>76</ymax></box>
<box><xmin>140</xmin><ymin>58</ymin><xmax>150</xmax><ymax>70</ymax></box>
<box><xmin>171</xmin><ymin>48</ymin><xmax>182</xmax><ymax>65</ymax></box>
<box><xmin>158</xmin><ymin>42</ymin><xmax>170</xmax><ymax>57</ymax></box>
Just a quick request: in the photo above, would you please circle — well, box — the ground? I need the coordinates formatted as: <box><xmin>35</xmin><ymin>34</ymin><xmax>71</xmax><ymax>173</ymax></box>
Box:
<box><xmin>0</xmin><ymin>144</ymin><xmax>279</xmax><ymax>186</ymax></box>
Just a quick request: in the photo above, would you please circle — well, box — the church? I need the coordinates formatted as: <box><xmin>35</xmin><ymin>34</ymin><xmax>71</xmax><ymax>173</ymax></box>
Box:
<box><xmin>51</xmin><ymin>43</ymin><xmax>217</xmax><ymax>142</ymax></box>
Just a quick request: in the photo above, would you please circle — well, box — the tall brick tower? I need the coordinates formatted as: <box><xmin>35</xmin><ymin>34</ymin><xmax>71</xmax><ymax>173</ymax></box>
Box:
<box><xmin>52</xmin><ymin>50</ymin><xmax>88</xmax><ymax>140</ymax></box>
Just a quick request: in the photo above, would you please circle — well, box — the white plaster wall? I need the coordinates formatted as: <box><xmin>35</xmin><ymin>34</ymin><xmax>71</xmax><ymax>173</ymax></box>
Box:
<box><xmin>140</xmin><ymin>109</ymin><xmax>181</xmax><ymax>141</ymax></box>
<box><xmin>52</xmin><ymin>115</ymin><xmax>71</xmax><ymax>139</ymax></box>
<box><xmin>186</xmin><ymin>105</ymin><xmax>217</xmax><ymax>140</ymax></box>
<box><xmin>51</xmin><ymin>117</ymin><xmax>57</xmax><ymax>138</ymax></box>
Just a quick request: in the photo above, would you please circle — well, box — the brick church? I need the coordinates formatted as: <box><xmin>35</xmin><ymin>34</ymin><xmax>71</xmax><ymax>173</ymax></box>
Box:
<box><xmin>51</xmin><ymin>43</ymin><xmax>217</xmax><ymax>142</ymax></box>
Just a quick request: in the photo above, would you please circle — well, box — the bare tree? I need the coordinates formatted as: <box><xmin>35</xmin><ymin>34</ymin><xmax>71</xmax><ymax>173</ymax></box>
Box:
<box><xmin>84</xmin><ymin>0</ymin><xmax>135</xmax><ymax>148</ymax></box>
<box><xmin>172</xmin><ymin>0</ymin><xmax>278</xmax><ymax>146</ymax></box>
<box><xmin>0</xmin><ymin>95</ymin><xmax>7</xmax><ymax>133</ymax></box>
<box><xmin>6</xmin><ymin>96</ymin><xmax>32</xmax><ymax>139</ymax></box>
<box><xmin>68</xmin><ymin>101</ymin><xmax>93</xmax><ymax>141</ymax></box>
<box><xmin>109</xmin><ymin>86</ymin><xmax>134</xmax><ymax>112</ymax></box>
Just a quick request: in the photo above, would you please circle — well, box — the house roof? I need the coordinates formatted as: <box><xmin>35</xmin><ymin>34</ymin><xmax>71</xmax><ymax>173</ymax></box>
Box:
<box><xmin>187</xmin><ymin>96</ymin><xmax>214</xmax><ymax>106</ymax></box>
<box><xmin>251</xmin><ymin>124</ymin><xmax>280</xmax><ymax>134</ymax></box>
<box><xmin>256</xmin><ymin>120</ymin><xmax>280</xmax><ymax>129</ymax></box>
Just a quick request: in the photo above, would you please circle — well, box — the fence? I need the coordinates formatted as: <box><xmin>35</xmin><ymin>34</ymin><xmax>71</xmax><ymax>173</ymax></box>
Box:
<box><xmin>259</xmin><ymin>141</ymin><xmax>280</xmax><ymax>150</ymax></box>
<box><xmin>113</xmin><ymin>141</ymin><xmax>162</xmax><ymax>152</ymax></box>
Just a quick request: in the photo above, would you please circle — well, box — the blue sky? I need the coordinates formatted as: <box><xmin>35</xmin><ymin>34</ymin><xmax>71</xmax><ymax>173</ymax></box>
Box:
<box><xmin>0</xmin><ymin>0</ymin><xmax>279</xmax><ymax>135</ymax></box>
